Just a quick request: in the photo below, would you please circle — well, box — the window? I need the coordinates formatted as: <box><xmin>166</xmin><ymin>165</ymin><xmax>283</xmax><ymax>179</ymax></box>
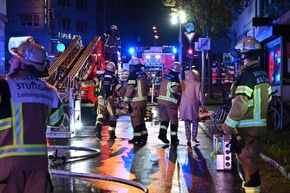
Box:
<box><xmin>77</xmin><ymin>0</ymin><xmax>88</xmax><ymax>10</ymax></box>
<box><xmin>58</xmin><ymin>0</ymin><xmax>70</xmax><ymax>7</ymax></box>
<box><xmin>267</xmin><ymin>38</ymin><xmax>281</xmax><ymax>85</ymax></box>
<box><xmin>58</xmin><ymin>18</ymin><xmax>71</xmax><ymax>30</ymax></box>
<box><xmin>76</xmin><ymin>21</ymin><xmax>88</xmax><ymax>33</ymax></box>
<box><xmin>20</xmin><ymin>14</ymin><xmax>40</xmax><ymax>27</ymax></box>
<box><xmin>22</xmin><ymin>0</ymin><xmax>39</xmax><ymax>2</ymax></box>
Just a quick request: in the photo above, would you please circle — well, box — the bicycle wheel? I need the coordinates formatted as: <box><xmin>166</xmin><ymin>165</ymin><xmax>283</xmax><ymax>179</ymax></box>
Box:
<box><xmin>267</xmin><ymin>107</ymin><xmax>281</xmax><ymax>130</ymax></box>
<box><xmin>281</xmin><ymin>107</ymin><xmax>290</xmax><ymax>128</ymax></box>
<box><xmin>209</xmin><ymin>108</ymin><xmax>227</xmax><ymax>135</ymax></box>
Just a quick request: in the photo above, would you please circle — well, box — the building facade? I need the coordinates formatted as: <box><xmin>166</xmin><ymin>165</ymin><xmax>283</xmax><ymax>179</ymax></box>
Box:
<box><xmin>232</xmin><ymin>0</ymin><xmax>290</xmax><ymax>101</ymax></box>
<box><xmin>4</xmin><ymin>0</ymin><xmax>125</xmax><ymax>74</ymax></box>
<box><xmin>0</xmin><ymin>0</ymin><xmax>7</xmax><ymax>74</ymax></box>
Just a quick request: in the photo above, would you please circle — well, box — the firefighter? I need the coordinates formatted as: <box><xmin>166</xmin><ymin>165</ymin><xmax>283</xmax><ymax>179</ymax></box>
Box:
<box><xmin>81</xmin><ymin>61</ymin><xmax>123</xmax><ymax>140</ymax></box>
<box><xmin>222</xmin><ymin>36</ymin><xmax>271</xmax><ymax>193</ymax></box>
<box><xmin>0</xmin><ymin>37</ymin><xmax>64</xmax><ymax>193</ymax></box>
<box><xmin>102</xmin><ymin>25</ymin><xmax>121</xmax><ymax>68</ymax></box>
<box><xmin>122</xmin><ymin>58</ymin><xmax>148</xmax><ymax>144</ymax></box>
<box><xmin>157</xmin><ymin>62</ymin><xmax>182</xmax><ymax>146</ymax></box>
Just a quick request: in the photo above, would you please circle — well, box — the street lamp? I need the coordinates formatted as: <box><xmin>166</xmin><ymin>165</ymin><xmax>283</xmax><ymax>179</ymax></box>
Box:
<box><xmin>171</xmin><ymin>11</ymin><xmax>186</xmax><ymax>64</ymax></box>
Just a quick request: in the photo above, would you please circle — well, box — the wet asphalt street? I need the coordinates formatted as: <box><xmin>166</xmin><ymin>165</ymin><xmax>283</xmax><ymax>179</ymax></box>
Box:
<box><xmin>47</xmin><ymin>105</ymin><xmax>245</xmax><ymax>193</ymax></box>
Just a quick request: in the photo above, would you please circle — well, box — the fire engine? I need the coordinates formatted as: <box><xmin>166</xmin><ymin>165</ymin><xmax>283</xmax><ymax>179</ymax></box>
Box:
<box><xmin>131</xmin><ymin>45</ymin><xmax>176</xmax><ymax>102</ymax></box>
<box><xmin>43</xmin><ymin>36</ymin><xmax>107</xmax><ymax>138</ymax></box>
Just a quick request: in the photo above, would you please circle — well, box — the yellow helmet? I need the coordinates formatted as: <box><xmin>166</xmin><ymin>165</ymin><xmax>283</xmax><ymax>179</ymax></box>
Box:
<box><xmin>170</xmin><ymin>62</ymin><xmax>181</xmax><ymax>72</ymax></box>
<box><xmin>105</xmin><ymin>61</ymin><xmax>116</xmax><ymax>72</ymax></box>
<box><xmin>235</xmin><ymin>36</ymin><xmax>261</xmax><ymax>53</ymax></box>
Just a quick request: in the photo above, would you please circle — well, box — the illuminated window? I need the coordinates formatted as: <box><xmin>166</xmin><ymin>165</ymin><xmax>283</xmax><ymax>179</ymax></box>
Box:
<box><xmin>20</xmin><ymin>14</ymin><xmax>40</xmax><ymax>27</ymax></box>
<box><xmin>267</xmin><ymin>38</ymin><xmax>281</xmax><ymax>86</ymax></box>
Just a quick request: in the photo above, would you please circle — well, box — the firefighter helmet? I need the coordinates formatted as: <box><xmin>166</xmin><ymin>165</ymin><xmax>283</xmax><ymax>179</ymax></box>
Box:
<box><xmin>235</xmin><ymin>36</ymin><xmax>261</xmax><ymax>53</ymax></box>
<box><xmin>105</xmin><ymin>61</ymin><xmax>116</xmax><ymax>72</ymax></box>
<box><xmin>170</xmin><ymin>62</ymin><xmax>181</xmax><ymax>72</ymax></box>
<box><xmin>129</xmin><ymin>58</ymin><xmax>143</xmax><ymax>66</ymax></box>
<box><xmin>11</xmin><ymin>38</ymin><xmax>46</xmax><ymax>72</ymax></box>
<box><xmin>111</xmin><ymin>25</ymin><xmax>118</xmax><ymax>30</ymax></box>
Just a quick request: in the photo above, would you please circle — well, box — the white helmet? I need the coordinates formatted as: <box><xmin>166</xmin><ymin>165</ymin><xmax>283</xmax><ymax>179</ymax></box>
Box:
<box><xmin>170</xmin><ymin>62</ymin><xmax>181</xmax><ymax>72</ymax></box>
<box><xmin>105</xmin><ymin>61</ymin><xmax>116</xmax><ymax>72</ymax></box>
<box><xmin>111</xmin><ymin>25</ymin><xmax>118</xmax><ymax>30</ymax></box>
<box><xmin>235</xmin><ymin>36</ymin><xmax>261</xmax><ymax>53</ymax></box>
<box><xmin>129</xmin><ymin>58</ymin><xmax>144</xmax><ymax>67</ymax></box>
<box><xmin>11</xmin><ymin>38</ymin><xmax>47</xmax><ymax>72</ymax></box>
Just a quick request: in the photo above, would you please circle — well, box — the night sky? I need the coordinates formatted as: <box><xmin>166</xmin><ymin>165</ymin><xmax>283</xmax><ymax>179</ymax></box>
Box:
<box><xmin>121</xmin><ymin>0</ymin><xmax>179</xmax><ymax>48</ymax></box>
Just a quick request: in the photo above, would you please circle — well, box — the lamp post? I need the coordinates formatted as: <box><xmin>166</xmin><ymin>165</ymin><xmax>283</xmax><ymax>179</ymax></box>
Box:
<box><xmin>172</xmin><ymin>11</ymin><xmax>186</xmax><ymax>64</ymax></box>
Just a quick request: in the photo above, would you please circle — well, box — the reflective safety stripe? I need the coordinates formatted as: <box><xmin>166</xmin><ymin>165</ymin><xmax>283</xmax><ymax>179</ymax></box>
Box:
<box><xmin>225</xmin><ymin>117</ymin><xmax>266</xmax><ymax>128</ymax></box>
<box><xmin>157</xmin><ymin>95</ymin><xmax>178</xmax><ymax>104</ymax></box>
<box><xmin>0</xmin><ymin>145</ymin><xmax>47</xmax><ymax>158</ymax></box>
<box><xmin>225</xmin><ymin>116</ymin><xmax>239</xmax><ymax>128</ymax></box>
<box><xmin>237</xmin><ymin>119</ymin><xmax>267</xmax><ymax>127</ymax></box>
<box><xmin>141</xmin><ymin>130</ymin><xmax>148</xmax><ymax>135</ymax></box>
<box><xmin>157</xmin><ymin>81</ymin><xmax>178</xmax><ymax>103</ymax></box>
<box><xmin>243</xmin><ymin>185</ymin><xmax>261</xmax><ymax>193</ymax></box>
<box><xmin>49</xmin><ymin>104</ymin><xmax>64</xmax><ymax>126</ymax></box>
<box><xmin>171</xmin><ymin>82</ymin><xmax>180</xmax><ymax>86</ymax></box>
<box><xmin>160</xmin><ymin>125</ymin><xmax>167</xmax><ymax>130</ymax></box>
<box><xmin>115</xmin><ymin>84</ymin><xmax>122</xmax><ymax>91</ymax></box>
<box><xmin>133</xmin><ymin>132</ymin><xmax>142</xmax><ymax>136</ymax></box>
<box><xmin>96</xmin><ymin>121</ymin><xmax>103</xmax><ymax>125</ymax></box>
<box><xmin>254</xmin><ymin>87</ymin><xmax>261</xmax><ymax>120</ymax></box>
<box><xmin>248</xmin><ymin>99</ymin><xmax>254</xmax><ymax>107</ymax></box>
<box><xmin>0</xmin><ymin>117</ymin><xmax>12</xmax><ymax>131</ymax></box>
<box><xmin>236</xmin><ymin>86</ymin><xmax>253</xmax><ymax>97</ymax></box>
<box><xmin>128</xmin><ymin>80</ymin><xmax>136</xmax><ymax>85</ymax></box>
<box><xmin>132</xmin><ymin>96</ymin><xmax>147</xmax><ymax>102</ymax></box>
<box><xmin>105</xmin><ymin>45</ymin><xmax>115</xmax><ymax>48</ymax></box>
<box><xmin>108</xmin><ymin>127</ymin><xmax>115</xmax><ymax>131</ymax></box>
<box><xmin>171</xmin><ymin>131</ymin><xmax>177</xmax><ymax>135</ymax></box>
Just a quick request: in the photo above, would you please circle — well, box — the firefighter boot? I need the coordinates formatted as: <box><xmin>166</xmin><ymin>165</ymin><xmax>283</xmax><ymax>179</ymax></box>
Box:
<box><xmin>128</xmin><ymin>136</ymin><xmax>142</xmax><ymax>144</ymax></box>
<box><xmin>109</xmin><ymin>131</ymin><xmax>116</xmax><ymax>140</ymax></box>
<box><xmin>243</xmin><ymin>171</ymin><xmax>261</xmax><ymax>193</ymax></box>
<box><xmin>129</xmin><ymin>125</ymin><xmax>142</xmax><ymax>144</ymax></box>
<box><xmin>170</xmin><ymin>124</ymin><xmax>179</xmax><ymax>146</ymax></box>
<box><xmin>109</xmin><ymin>121</ymin><xmax>117</xmax><ymax>140</ymax></box>
<box><xmin>158</xmin><ymin>129</ymin><xmax>170</xmax><ymax>144</ymax></box>
<box><xmin>94</xmin><ymin>124</ymin><xmax>102</xmax><ymax>139</ymax></box>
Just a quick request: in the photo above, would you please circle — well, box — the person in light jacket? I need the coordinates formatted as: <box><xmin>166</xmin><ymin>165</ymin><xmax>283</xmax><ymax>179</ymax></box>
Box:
<box><xmin>179</xmin><ymin>70</ymin><xmax>205</xmax><ymax>146</ymax></box>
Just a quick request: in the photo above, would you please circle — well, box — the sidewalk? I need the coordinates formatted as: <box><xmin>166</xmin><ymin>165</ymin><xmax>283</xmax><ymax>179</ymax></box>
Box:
<box><xmin>199</xmin><ymin>118</ymin><xmax>290</xmax><ymax>192</ymax></box>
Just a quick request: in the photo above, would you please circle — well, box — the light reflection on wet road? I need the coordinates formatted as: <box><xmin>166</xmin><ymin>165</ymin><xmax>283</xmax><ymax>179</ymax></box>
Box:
<box><xmin>48</xmin><ymin>105</ymin><xmax>244</xmax><ymax>193</ymax></box>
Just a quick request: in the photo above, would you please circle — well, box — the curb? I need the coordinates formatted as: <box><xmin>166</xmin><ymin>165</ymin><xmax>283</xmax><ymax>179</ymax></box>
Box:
<box><xmin>260</xmin><ymin>154</ymin><xmax>290</xmax><ymax>180</ymax></box>
<box><xmin>199</xmin><ymin>121</ymin><xmax>290</xmax><ymax>180</ymax></box>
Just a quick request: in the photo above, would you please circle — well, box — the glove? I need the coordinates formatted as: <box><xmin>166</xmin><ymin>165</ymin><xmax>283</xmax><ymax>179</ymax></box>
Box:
<box><xmin>229</xmin><ymin>133</ymin><xmax>245</xmax><ymax>154</ymax></box>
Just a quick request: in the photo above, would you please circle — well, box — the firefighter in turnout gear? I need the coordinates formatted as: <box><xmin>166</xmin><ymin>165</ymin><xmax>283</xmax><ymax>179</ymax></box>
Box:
<box><xmin>0</xmin><ymin>37</ymin><xmax>64</xmax><ymax>193</ymax></box>
<box><xmin>157</xmin><ymin>62</ymin><xmax>182</xmax><ymax>145</ymax></box>
<box><xmin>122</xmin><ymin>58</ymin><xmax>148</xmax><ymax>144</ymax></box>
<box><xmin>222</xmin><ymin>37</ymin><xmax>271</xmax><ymax>193</ymax></box>
<box><xmin>81</xmin><ymin>62</ymin><xmax>123</xmax><ymax>140</ymax></box>
<box><xmin>102</xmin><ymin>25</ymin><xmax>121</xmax><ymax>68</ymax></box>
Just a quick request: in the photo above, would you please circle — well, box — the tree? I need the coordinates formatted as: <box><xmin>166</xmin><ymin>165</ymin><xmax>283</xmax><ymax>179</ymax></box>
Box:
<box><xmin>161</xmin><ymin>0</ymin><xmax>245</xmax><ymax>98</ymax></box>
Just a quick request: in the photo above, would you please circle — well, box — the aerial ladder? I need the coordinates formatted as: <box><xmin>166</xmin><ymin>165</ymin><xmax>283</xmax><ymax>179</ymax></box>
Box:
<box><xmin>46</xmin><ymin>36</ymin><xmax>102</xmax><ymax>138</ymax></box>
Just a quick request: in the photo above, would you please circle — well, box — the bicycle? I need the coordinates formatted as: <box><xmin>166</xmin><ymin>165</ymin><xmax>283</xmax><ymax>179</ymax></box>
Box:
<box><xmin>267</xmin><ymin>89</ymin><xmax>290</xmax><ymax>130</ymax></box>
<box><xmin>209</xmin><ymin>89</ymin><xmax>231</xmax><ymax>135</ymax></box>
